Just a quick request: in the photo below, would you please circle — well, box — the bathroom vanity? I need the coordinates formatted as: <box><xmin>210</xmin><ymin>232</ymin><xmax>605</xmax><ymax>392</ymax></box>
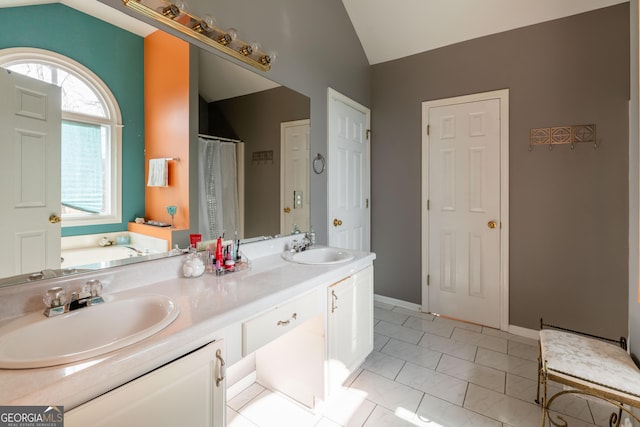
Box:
<box><xmin>0</xmin><ymin>235</ymin><xmax>375</xmax><ymax>426</ymax></box>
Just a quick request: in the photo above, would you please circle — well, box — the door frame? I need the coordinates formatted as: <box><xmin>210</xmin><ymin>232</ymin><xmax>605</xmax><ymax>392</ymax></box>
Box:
<box><xmin>327</xmin><ymin>87</ymin><xmax>371</xmax><ymax>250</ymax></box>
<box><xmin>421</xmin><ymin>89</ymin><xmax>510</xmax><ymax>330</ymax></box>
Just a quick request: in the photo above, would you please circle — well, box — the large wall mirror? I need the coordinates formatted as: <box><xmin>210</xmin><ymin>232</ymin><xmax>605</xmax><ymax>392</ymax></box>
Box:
<box><xmin>0</xmin><ymin>1</ymin><xmax>310</xmax><ymax>287</ymax></box>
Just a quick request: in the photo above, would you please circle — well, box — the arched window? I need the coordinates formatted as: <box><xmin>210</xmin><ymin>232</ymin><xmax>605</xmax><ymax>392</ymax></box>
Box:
<box><xmin>0</xmin><ymin>47</ymin><xmax>122</xmax><ymax>227</ymax></box>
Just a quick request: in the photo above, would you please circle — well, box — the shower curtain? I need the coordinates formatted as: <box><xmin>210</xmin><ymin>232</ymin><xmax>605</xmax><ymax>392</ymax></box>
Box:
<box><xmin>198</xmin><ymin>137</ymin><xmax>239</xmax><ymax>241</ymax></box>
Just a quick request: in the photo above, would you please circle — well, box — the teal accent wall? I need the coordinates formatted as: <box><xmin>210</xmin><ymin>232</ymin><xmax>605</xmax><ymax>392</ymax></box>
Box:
<box><xmin>0</xmin><ymin>4</ymin><xmax>145</xmax><ymax>236</ymax></box>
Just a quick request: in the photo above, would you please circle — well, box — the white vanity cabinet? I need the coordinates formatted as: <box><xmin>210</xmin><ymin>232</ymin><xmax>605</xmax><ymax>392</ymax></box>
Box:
<box><xmin>65</xmin><ymin>340</ymin><xmax>226</xmax><ymax>427</ymax></box>
<box><xmin>327</xmin><ymin>265</ymin><xmax>374</xmax><ymax>392</ymax></box>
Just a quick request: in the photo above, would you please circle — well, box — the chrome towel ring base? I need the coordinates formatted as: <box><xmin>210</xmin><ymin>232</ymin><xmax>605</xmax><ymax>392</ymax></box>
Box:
<box><xmin>313</xmin><ymin>153</ymin><xmax>325</xmax><ymax>174</ymax></box>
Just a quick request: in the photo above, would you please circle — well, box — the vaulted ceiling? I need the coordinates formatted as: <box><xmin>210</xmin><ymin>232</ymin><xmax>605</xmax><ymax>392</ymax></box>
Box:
<box><xmin>340</xmin><ymin>0</ymin><xmax>628</xmax><ymax>64</ymax></box>
<box><xmin>5</xmin><ymin>0</ymin><xmax>629</xmax><ymax>65</ymax></box>
<box><xmin>2</xmin><ymin>0</ymin><xmax>630</xmax><ymax>99</ymax></box>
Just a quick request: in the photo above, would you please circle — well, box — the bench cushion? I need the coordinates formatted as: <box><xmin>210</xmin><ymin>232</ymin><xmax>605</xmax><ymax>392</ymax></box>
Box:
<box><xmin>540</xmin><ymin>329</ymin><xmax>640</xmax><ymax>398</ymax></box>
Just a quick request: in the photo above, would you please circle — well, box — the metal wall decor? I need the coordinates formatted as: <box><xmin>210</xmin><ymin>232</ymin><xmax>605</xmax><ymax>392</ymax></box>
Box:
<box><xmin>529</xmin><ymin>124</ymin><xmax>597</xmax><ymax>151</ymax></box>
<box><xmin>251</xmin><ymin>150</ymin><xmax>273</xmax><ymax>165</ymax></box>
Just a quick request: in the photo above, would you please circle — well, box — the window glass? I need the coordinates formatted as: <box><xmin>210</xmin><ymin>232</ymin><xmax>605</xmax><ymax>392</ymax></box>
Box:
<box><xmin>8</xmin><ymin>62</ymin><xmax>106</xmax><ymax>118</ymax></box>
<box><xmin>61</xmin><ymin>120</ymin><xmax>107</xmax><ymax>215</ymax></box>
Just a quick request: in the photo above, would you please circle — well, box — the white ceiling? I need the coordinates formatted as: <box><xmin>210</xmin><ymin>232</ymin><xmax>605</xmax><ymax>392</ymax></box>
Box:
<box><xmin>340</xmin><ymin>0</ymin><xmax>628</xmax><ymax>64</ymax></box>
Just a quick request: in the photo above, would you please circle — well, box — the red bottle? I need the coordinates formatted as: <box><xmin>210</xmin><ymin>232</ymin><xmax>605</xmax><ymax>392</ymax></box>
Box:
<box><xmin>215</xmin><ymin>237</ymin><xmax>223</xmax><ymax>269</ymax></box>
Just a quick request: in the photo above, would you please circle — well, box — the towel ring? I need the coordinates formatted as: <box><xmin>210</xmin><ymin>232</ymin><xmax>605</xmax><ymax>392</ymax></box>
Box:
<box><xmin>313</xmin><ymin>153</ymin><xmax>325</xmax><ymax>174</ymax></box>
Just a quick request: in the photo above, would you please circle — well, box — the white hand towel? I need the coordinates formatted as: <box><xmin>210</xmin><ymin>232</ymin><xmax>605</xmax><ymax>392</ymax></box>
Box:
<box><xmin>147</xmin><ymin>158</ymin><xmax>168</xmax><ymax>187</ymax></box>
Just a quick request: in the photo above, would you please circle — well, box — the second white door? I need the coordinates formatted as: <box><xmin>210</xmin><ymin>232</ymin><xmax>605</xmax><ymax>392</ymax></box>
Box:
<box><xmin>423</xmin><ymin>91</ymin><xmax>507</xmax><ymax>328</ymax></box>
<box><xmin>327</xmin><ymin>88</ymin><xmax>370</xmax><ymax>251</ymax></box>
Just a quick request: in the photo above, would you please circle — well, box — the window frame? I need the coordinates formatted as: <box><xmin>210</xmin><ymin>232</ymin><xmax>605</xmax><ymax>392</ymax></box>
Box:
<box><xmin>0</xmin><ymin>47</ymin><xmax>123</xmax><ymax>227</ymax></box>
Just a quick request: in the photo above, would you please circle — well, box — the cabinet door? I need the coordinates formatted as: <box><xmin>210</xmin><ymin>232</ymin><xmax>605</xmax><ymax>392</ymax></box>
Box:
<box><xmin>66</xmin><ymin>340</ymin><xmax>226</xmax><ymax>427</ymax></box>
<box><xmin>327</xmin><ymin>265</ymin><xmax>373</xmax><ymax>391</ymax></box>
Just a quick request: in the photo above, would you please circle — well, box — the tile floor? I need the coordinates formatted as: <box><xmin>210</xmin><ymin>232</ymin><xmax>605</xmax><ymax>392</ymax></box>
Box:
<box><xmin>227</xmin><ymin>301</ymin><xmax>635</xmax><ymax>427</ymax></box>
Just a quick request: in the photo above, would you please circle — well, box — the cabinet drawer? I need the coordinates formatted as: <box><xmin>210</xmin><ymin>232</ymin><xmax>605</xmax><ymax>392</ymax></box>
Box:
<box><xmin>243</xmin><ymin>288</ymin><xmax>321</xmax><ymax>355</ymax></box>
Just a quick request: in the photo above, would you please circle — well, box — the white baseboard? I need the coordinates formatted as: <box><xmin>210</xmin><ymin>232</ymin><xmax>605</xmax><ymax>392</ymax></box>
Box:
<box><xmin>374</xmin><ymin>294</ymin><xmax>422</xmax><ymax>312</ymax></box>
<box><xmin>374</xmin><ymin>294</ymin><xmax>540</xmax><ymax>341</ymax></box>
<box><xmin>508</xmin><ymin>324</ymin><xmax>540</xmax><ymax>340</ymax></box>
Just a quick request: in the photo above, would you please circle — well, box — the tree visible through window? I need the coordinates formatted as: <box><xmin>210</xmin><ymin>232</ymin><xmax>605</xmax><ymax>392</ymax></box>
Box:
<box><xmin>0</xmin><ymin>48</ymin><xmax>122</xmax><ymax>226</ymax></box>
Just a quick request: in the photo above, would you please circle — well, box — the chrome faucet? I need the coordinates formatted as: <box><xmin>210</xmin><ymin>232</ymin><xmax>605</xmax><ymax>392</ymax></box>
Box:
<box><xmin>290</xmin><ymin>233</ymin><xmax>313</xmax><ymax>253</ymax></box>
<box><xmin>43</xmin><ymin>280</ymin><xmax>105</xmax><ymax>317</ymax></box>
<box><xmin>124</xmin><ymin>246</ymin><xmax>145</xmax><ymax>256</ymax></box>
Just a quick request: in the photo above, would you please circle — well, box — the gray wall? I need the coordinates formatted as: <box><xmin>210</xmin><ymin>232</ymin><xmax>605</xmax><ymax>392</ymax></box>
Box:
<box><xmin>371</xmin><ymin>4</ymin><xmax>630</xmax><ymax>337</ymax></box>
<box><xmin>207</xmin><ymin>87</ymin><xmax>310</xmax><ymax>238</ymax></box>
<box><xmin>99</xmin><ymin>0</ymin><xmax>371</xmax><ymax>245</ymax></box>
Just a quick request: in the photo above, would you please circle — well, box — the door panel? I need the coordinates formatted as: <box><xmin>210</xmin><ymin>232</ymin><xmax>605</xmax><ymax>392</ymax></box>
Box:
<box><xmin>281</xmin><ymin>120</ymin><xmax>310</xmax><ymax>235</ymax></box>
<box><xmin>0</xmin><ymin>69</ymin><xmax>61</xmax><ymax>277</ymax></box>
<box><xmin>427</xmin><ymin>98</ymin><xmax>501</xmax><ymax>328</ymax></box>
<box><xmin>327</xmin><ymin>89</ymin><xmax>370</xmax><ymax>251</ymax></box>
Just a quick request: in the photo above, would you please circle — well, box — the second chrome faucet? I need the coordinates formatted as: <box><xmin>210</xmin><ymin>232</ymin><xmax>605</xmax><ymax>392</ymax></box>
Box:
<box><xmin>43</xmin><ymin>279</ymin><xmax>105</xmax><ymax>317</ymax></box>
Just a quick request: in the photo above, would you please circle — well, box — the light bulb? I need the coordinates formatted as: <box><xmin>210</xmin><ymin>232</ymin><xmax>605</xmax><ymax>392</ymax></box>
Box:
<box><xmin>193</xmin><ymin>14</ymin><xmax>216</xmax><ymax>33</ymax></box>
<box><xmin>174</xmin><ymin>0</ymin><xmax>187</xmax><ymax>11</ymax></box>
<box><xmin>226</xmin><ymin>28</ymin><xmax>238</xmax><ymax>42</ymax></box>
<box><xmin>160</xmin><ymin>4</ymin><xmax>180</xmax><ymax>19</ymax></box>
<box><xmin>240</xmin><ymin>42</ymin><xmax>256</xmax><ymax>56</ymax></box>
<box><xmin>260</xmin><ymin>51</ymin><xmax>278</xmax><ymax>66</ymax></box>
<box><xmin>203</xmin><ymin>14</ymin><xmax>216</xmax><ymax>29</ymax></box>
<box><xmin>218</xmin><ymin>28</ymin><xmax>237</xmax><ymax>46</ymax></box>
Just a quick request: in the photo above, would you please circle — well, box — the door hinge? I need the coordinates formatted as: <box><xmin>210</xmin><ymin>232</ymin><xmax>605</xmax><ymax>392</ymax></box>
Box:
<box><xmin>427</xmin><ymin>124</ymin><xmax>430</xmax><ymax>136</ymax></box>
<box><xmin>366</xmin><ymin>129</ymin><xmax>371</xmax><ymax>140</ymax></box>
<box><xmin>427</xmin><ymin>199</ymin><xmax>430</xmax><ymax>210</ymax></box>
<box><xmin>366</xmin><ymin>198</ymin><xmax>369</xmax><ymax>208</ymax></box>
<box><xmin>427</xmin><ymin>275</ymin><xmax>430</xmax><ymax>286</ymax></box>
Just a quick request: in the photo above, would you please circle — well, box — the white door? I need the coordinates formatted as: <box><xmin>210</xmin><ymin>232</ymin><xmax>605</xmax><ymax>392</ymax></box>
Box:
<box><xmin>0</xmin><ymin>68</ymin><xmax>61</xmax><ymax>277</ymax></box>
<box><xmin>327</xmin><ymin>88</ymin><xmax>371</xmax><ymax>251</ymax></box>
<box><xmin>281</xmin><ymin>119</ymin><xmax>310</xmax><ymax>235</ymax></box>
<box><xmin>422</xmin><ymin>90</ymin><xmax>509</xmax><ymax>329</ymax></box>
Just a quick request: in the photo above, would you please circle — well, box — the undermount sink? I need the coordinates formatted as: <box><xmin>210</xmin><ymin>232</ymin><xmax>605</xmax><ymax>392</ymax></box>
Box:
<box><xmin>0</xmin><ymin>293</ymin><xmax>179</xmax><ymax>369</ymax></box>
<box><xmin>283</xmin><ymin>247</ymin><xmax>354</xmax><ymax>265</ymax></box>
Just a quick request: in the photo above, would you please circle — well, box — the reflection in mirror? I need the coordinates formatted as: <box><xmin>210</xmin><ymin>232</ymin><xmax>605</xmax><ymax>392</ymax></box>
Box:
<box><xmin>0</xmin><ymin>1</ymin><xmax>310</xmax><ymax>287</ymax></box>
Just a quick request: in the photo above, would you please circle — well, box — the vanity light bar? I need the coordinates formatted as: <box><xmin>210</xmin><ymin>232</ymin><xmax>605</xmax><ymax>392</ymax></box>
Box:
<box><xmin>123</xmin><ymin>0</ymin><xmax>274</xmax><ymax>71</ymax></box>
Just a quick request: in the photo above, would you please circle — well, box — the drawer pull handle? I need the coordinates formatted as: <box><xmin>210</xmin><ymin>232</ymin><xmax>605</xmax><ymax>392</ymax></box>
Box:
<box><xmin>331</xmin><ymin>290</ymin><xmax>339</xmax><ymax>313</ymax></box>
<box><xmin>215</xmin><ymin>348</ymin><xmax>226</xmax><ymax>387</ymax></box>
<box><xmin>277</xmin><ymin>312</ymin><xmax>298</xmax><ymax>326</ymax></box>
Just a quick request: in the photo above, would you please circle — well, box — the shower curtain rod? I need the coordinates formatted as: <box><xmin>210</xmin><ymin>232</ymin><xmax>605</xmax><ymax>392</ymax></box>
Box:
<box><xmin>198</xmin><ymin>133</ymin><xmax>242</xmax><ymax>144</ymax></box>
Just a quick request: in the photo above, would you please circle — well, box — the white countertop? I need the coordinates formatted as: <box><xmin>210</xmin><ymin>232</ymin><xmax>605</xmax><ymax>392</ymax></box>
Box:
<box><xmin>0</xmin><ymin>240</ymin><xmax>375</xmax><ymax>410</ymax></box>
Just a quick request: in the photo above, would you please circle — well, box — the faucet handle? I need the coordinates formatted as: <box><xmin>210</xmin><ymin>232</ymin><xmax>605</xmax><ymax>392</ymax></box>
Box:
<box><xmin>43</xmin><ymin>287</ymin><xmax>67</xmax><ymax>308</ymax></box>
<box><xmin>83</xmin><ymin>280</ymin><xmax>103</xmax><ymax>297</ymax></box>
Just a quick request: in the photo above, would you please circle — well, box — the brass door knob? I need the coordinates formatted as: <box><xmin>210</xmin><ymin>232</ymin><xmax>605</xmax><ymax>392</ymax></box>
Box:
<box><xmin>283</xmin><ymin>207</ymin><xmax>291</xmax><ymax>213</ymax></box>
<box><xmin>49</xmin><ymin>214</ymin><xmax>61</xmax><ymax>224</ymax></box>
<box><xmin>333</xmin><ymin>218</ymin><xmax>343</xmax><ymax>227</ymax></box>
<box><xmin>488</xmin><ymin>220</ymin><xmax>497</xmax><ymax>229</ymax></box>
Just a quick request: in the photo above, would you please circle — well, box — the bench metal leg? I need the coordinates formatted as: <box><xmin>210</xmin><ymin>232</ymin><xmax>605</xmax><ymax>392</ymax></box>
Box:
<box><xmin>536</xmin><ymin>341</ymin><xmax>542</xmax><ymax>405</ymax></box>
<box><xmin>544</xmin><ymin>388</ymin><xmax>639</xmax><ymax>427</ymax></box>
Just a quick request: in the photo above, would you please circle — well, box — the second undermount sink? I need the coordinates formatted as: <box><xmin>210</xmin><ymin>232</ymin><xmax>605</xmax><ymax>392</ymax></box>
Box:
<box><xmin>283</xmin><ymin>247</ymin><xmax>355</xmax><ymax>265</ymax></box>
<box><xmin>0</xmin><ymin>293</ymin><xmax>179</xmax><ymax>369</ymax></box>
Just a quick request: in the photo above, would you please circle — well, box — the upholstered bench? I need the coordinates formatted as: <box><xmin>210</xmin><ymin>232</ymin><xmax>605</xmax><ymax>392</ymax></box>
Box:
<box><xmin>536</xmin><ymin>320</ymin><xmax>640</xmax><ymax>427</ymax></box>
